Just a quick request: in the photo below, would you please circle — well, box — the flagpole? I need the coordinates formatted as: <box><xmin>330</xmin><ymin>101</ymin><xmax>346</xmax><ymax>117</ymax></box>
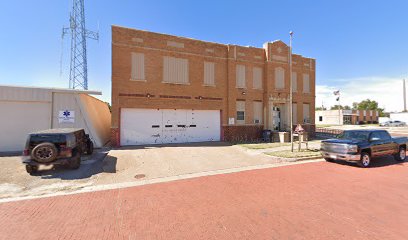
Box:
<box><xmin>289</xmin><ymin>31</ymin><xmax>294</xmax><ymax>152</ymax></box>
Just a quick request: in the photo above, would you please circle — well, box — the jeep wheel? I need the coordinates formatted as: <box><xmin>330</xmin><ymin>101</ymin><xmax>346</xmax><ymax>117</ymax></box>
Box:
<box><xmin>358</xmin><ymin>152</ymin><xmax>371</xmax><ymax>168</ymax></box>
<box><xmin>394</xmin><ymin>147</ymin><xmax>406</xmax><ymax>161</ymax></box>
<box><xmin>31</xmin><ymin>142</ymin><xmax>58</xmax><ymax>163</ymax></box>
<box><xmin>86</xmin><ymin>141</ymin><xmax>94</xmax><ymax>155</ymax></box>
<box><xmin>26</xmin><ymin>165</ymin><xmax>38</xmax><ymax>175</ymax></box>
<box><xmin>69</xmin><ymin>152</ymin><xmax>81</xmax><ymax>169</ymax></box>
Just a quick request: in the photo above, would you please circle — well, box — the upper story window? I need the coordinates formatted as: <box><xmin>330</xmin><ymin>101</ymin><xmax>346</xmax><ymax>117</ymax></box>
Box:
<box><xmin>163</xmin><ymin>56</ymin><xmax>189</xmax><ymax>84</ymax></box>
<box><xmin>131</xmin><ymin>52</ymin><xmax>145</xmax><ymax>81</ymax></box>
<box><xmin>291</xmin><ymin>72</ymin><xmax>297</xmax><ymax>92</ymax></box>
<box><xmin>275</xmin><ymin>67</ymin><xmax>285</xmax><ymax>89</ymax></box>
<box><xmin>303</xmin><ymin>73</ymin><xmax>310</xmax><ymax>93</ymax></box>
<box><xmin>252</xmin><ymin>67</ymin><xmax>262</xmax><ymax>90</ymax></box>
<box><xmin>203</xmin><ymin>62</ymin><xmax>215</xmax><ymax>86</ymax></box>
<box><xmin>236</xmin><ymin>65</ymin><xmax>246</xmax><ymax>88</ymax></box>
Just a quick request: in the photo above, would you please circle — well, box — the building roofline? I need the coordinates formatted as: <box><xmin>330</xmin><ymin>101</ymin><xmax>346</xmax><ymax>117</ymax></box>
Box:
<box><xmin>0</xmin><ymin>84</ymin><xmax>102</xmax><ymax>95</ymax></box>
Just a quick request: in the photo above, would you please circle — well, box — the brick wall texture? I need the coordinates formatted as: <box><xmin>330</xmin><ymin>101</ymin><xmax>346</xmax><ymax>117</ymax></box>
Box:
<box><xmin>111</xmin><ymin>25</ymin><xmax>316</xmax><ymax>145</ymax></box>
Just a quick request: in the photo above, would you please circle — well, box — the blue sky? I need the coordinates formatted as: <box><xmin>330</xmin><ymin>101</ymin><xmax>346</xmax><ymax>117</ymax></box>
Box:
<box><xmin>0</xmin><ymin>0</ymin><xmax>407</xmax><ymax>111</ymax></box>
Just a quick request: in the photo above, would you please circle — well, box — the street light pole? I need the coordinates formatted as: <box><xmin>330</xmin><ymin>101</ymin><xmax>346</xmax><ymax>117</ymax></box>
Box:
<box><xmin>289</xmin><ymin>31</ymin><xmax>294</xmax><ymax>152</ymax></box>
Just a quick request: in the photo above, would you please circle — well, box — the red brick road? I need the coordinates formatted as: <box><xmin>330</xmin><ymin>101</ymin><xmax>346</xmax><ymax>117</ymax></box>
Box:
<box><xmin>1</xmin><ymin>159</ymin><xmax>408</xmax><ymax>240</ymax></box>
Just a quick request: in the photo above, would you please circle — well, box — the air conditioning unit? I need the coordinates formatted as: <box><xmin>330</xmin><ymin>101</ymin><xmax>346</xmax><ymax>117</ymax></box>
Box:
<box><xmin>254</xmin><ymin>119</ymin><xmax>260</xmax><ymax>124</ymax></box>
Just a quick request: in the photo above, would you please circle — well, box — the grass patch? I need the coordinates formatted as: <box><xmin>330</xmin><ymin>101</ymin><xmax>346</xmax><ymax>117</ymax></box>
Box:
<box><xmin>265</xmin><ymin>149</ymin><xmax>321</xmax><ymax>159</ymax></box>
<box><xmin>239</xmin><ymin>142</ymin><xmax>290</xmax><ymax>149</ymax></box>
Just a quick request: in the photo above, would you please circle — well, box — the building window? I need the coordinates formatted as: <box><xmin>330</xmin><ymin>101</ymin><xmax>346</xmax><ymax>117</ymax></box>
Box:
<box><xmin>163</xmin><ymin>56</ymin><xmax>189</xmax><ymax>84</ymax></box>
<box><xmin>252</xmin><ymin>67</ymin><xmax>262</xmax><ymax>90</ymax></box>
<box><xmin>236</xmin><ymin>65</ymin><xmax>246</xmax><ymax>88</ymax></box>
<box><xmin>303</xmin><ymin>103</ymin><xmax>310</xmax><ymax>123</ymax></box>
<box><xmin>236</xmin><ymin>101</ymin><xmax>245</xmax><ymax>124</ymax></box>
<box><xmin>292</xmin><ymin>103</ymin><xmax>298</xmax><ymax>124</ymax></box>
<box><xmin>253</xmin><ymin>101</ymin><xmax>263</xmax><ymax>124</ymax></box>
<box><xmin>292</xmin><ymin>72</ymin><xmax>297</xmax><ymax>92</ymax></box>
<box><xmin>303</xmin><ymin>73</ymin><xmax>310</xmax><ymax>93</ymax></box>
<box><xmin>203</xmin><ymin>62</ymin><xmax>215</xmax><ymax>86</ymax></box>
<box><xmin>319</xmin><ymin>116</ymin><xmax>323</xmax><ymax>122</ymax></box>
<box><xmin>275</xmin><ymin>67</ymin><xmax>285</xmax><ymax>89</ymax></box>
<box><xmin>131</xmin><ymin>52</ymin><xmax>145</xmax><ymax>81</ymax></box>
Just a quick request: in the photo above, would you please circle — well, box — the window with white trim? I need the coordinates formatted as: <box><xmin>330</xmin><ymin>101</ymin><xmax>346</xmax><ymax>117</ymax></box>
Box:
<box><xmin>236</xmin><ymin>101</ymin><xmax>245</xmax><ymax>124</ymax></box>
<box><xmin>163</xmin><ymin>56</ymin><xmax>189</xmax><ymax>84</ymax></box>
<box><xmin>253</xmin><ymin>101</ymin><xmax>263</xmax><ymax>124</ymax></box>
<box><xmin>303</xmin><ymin>73</ymin><xmax>310</xmax><ymax>93</ymax></box>
<box><xmin>236</xmin><ymin>65</ymin><xmax>246</xmax><ymax>88</ymax></box>
<box><xmin>203</xmin><ymin>62</ymin><xmax>215</xmax><ymax>86</ymax></box>
<box><xmin>252</xmin><ymin>67</ymin><xmax>262</xmax><ymax>90</ymax></box>
<box><xmin>131</xmin><ymin>52</ymin><xmax>145</xmax><ymax>81</ymax></box>
<box><xmin>275</xmin><ymin>67</ymin><xmax>285</xmax><ymax>89</ymax></box>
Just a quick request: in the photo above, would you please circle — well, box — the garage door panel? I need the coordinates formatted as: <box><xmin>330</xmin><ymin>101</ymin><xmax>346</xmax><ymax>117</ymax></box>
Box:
<box><xmin>121</xmin><ymin>108</ymin><xmax>220</xmax><ymax>146</ymax></box>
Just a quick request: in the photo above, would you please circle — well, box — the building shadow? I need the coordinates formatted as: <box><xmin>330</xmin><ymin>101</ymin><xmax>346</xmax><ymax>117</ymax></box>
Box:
<box><xmin>36</xmin><ymin>148</ymin><xmax>115</xmax><ymax>180</ymax></box>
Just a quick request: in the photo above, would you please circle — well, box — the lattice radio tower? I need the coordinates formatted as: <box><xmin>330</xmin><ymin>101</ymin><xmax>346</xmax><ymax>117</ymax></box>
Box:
<box><xmin>62</xmin><ymin>0</ymin><xmax>98</xmax><ymax>90</ymax></box>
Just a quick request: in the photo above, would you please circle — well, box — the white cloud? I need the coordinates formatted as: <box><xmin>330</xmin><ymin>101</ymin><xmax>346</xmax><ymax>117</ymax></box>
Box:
<box><xmin>316</xmin><ymin>76</ymin><xmax>406</xmax><ymax>112</ymax></box>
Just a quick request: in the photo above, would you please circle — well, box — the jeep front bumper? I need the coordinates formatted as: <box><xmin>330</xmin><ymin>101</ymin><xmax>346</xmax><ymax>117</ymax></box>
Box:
<box><xmin>321</xmin><ymin>151</ymin><xmax>361</xmax><ymax>162</ymax></box>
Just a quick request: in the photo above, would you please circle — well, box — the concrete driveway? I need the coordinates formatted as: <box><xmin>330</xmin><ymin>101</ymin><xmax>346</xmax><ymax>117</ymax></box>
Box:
<box><xmin>98</xmin><ymin>142</ymin><xmax>295</xmax><ymax>185</ymax></box>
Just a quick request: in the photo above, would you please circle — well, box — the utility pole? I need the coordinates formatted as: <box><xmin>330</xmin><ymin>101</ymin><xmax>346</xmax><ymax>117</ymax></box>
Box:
<box><xmin>62</xmin><ymin>0</ymin><xmax>99</xmax><ymax>90</ymax></box>
<box><xmin>289</xmin><ymin>31</ymin><xmax>294</xmax><ymax>152</ymax></box>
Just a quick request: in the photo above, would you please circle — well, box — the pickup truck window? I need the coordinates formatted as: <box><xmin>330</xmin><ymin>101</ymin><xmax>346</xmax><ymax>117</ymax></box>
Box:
<box><xmin>339</xmin><ymin>131</ymin><xmax>370</xmax><ymax>140</ymax></box>
<box><xmin>379</xmin><ymin>131</ymin><xmax>391</xmax><ymax>140</ymax></box>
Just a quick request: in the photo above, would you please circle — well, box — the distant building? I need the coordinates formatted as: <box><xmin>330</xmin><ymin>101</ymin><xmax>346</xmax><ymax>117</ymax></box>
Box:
<box><xmin>316</xmin><ymin>110</ymin><xmax>379</xmax><ymax>125</ymax></box>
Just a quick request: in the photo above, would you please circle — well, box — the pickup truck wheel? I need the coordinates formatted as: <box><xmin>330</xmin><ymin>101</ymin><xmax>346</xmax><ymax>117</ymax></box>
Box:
<box><xmin>26</xmin><ymin>165</ymin><xmax>38</xmax><ymax>175</ymax></box>
<box><xmin>358</xmin><ymin>152</ymin><xmax>371</xmax><ymax>168</ymax></box>
<box><xmin>69</xmin><ymin>151</ymin><xmax>81</xmax><ymax>169</ymax></box>
<box><xmin>394</xmin><ymin>147</ymin><xmax>406</xmax><ymax>161</ymax></box>
<box><xmin>324</xmin><ymin>158</ymin><xmax>334</xmax><ymax>162</ymax></box>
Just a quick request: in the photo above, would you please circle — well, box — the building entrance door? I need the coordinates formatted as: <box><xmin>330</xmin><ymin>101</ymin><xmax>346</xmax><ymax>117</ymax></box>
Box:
<box><xmin>272</xmin><ymin>107</ymin><xmax>281</xmax><ymax>131</ymax></box>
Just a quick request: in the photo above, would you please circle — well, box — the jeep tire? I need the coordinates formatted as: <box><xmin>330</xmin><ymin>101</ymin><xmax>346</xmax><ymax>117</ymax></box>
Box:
<box><xmin>26</xmin><ymin>165</ymin><xmax>38</xmax><ymax>175</ymax></box>
<box><xmin>69</xmin><ymin>151</ymin><xmax>81</xmax><ymax>169</ymax></box>
<box><xmin>86</xmin><ymin>141</ymin><xmax>94</xmax><ymax>155</ymax></box>
<box><xmin>31</xmin><ymin>142</ymin><xmax>58</xmax><ymax>163</ymax></box>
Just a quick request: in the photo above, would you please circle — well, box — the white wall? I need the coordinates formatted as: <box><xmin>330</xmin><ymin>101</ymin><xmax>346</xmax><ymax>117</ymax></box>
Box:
<box><xmin>0</xmin><ymin>101</ymin><xmax>51</xmax><ymax>152</ymax></box>
<box><xmin>315</xmin><ymin>110</ymin><xmax>343</xmax><ymax>125</ymax></box>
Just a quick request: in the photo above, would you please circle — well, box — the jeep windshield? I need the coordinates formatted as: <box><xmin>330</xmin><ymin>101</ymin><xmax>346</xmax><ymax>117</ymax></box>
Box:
<box><xmin>338</xmin><ymin>131</ymin><xmax>370</xmax><ymax>141</ymax></box>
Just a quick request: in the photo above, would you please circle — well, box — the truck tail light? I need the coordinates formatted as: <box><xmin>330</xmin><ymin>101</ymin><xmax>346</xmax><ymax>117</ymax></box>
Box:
<box><xmin>23</xmin><ymin>149</ymin><xmax>29</xmax><ymax>156</ymax></box>
<box><xmin>60</xmin><ymin>147</ymin><xmax>72</xmax><ymax>157</ymax></box>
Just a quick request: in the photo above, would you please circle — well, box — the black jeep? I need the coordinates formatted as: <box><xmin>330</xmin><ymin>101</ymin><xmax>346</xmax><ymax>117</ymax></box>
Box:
<box><xmin>22</xmin><ymin>128</ymin><xmax>94</xmax><ymax>174</ymax></box>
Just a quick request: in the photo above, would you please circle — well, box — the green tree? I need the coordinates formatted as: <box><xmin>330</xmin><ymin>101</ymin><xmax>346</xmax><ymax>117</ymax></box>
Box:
<box><xmin>315</xmin><ymin>106</ymin><xmax>327</xmax><ymax>111</ymax></box>
<box><xmin>352</xmin><ymin>99</ymin><xmax>385</xmax><ymax>117</ymax></box>
<box><xmin>330</xmin><ymin>105</ymin><xmax>351</xmax><ymax>110</ymax></box>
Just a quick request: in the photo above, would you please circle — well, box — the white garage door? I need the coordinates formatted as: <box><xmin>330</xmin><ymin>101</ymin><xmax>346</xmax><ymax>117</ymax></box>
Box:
<box><xmin>120</xmin><ymin>108</ymin><xmax>221</xmax><ymax>145</ymax></box>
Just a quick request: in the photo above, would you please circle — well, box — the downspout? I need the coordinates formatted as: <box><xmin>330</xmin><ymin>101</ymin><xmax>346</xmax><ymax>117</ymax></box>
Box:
<box><xmin>50</xmin><ymin>92</ymin><xmax>54</xmax><ymax>128</ymax></box>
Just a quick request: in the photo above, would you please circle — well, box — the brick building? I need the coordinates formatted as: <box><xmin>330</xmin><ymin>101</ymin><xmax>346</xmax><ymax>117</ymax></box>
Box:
<box><xmin>111</xmin><ymin>25</ymin><xmax>316</xmax><ymax>146</ymax></box>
